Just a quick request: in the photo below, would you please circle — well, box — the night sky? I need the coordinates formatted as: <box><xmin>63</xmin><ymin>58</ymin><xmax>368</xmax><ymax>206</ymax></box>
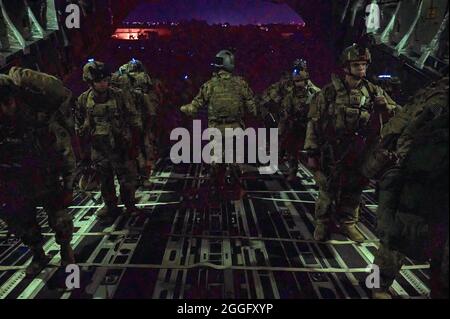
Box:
<box><xmin>125</xmin><ymin>0</ymin><xmax>303</xmax><ymax>25</ymax></box>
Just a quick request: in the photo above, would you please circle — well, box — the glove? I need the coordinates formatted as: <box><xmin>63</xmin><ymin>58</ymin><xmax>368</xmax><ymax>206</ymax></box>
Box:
<box><xmin>180</xmin><ymin>105</ymin><xmax>190</xmax><ymax>114</ymax></box>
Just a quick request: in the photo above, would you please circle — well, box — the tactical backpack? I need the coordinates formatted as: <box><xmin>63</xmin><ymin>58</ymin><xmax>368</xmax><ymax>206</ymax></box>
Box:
<box><xmin>392</xmin><ymin>106</ymin><xmax>449</xmax><ymax>260</ymax></box>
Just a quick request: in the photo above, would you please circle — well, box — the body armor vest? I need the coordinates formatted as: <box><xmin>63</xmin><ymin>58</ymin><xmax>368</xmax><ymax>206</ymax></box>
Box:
<box><xmin>85</xmin><ymin>90</ymin><xmax>123</xmax><ymax>149</ymax></box>
<box><xmin>328</xmin><ymin>77</ymin><xmax>374</xmax><ymax>136</ymax></box>
<box><xmin>208</xmin><ymin>74</ymin><xmax>243</xmax><ymax>121</ymax></box>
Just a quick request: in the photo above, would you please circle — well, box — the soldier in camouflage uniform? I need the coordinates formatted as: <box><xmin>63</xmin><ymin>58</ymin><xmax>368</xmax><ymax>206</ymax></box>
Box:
<box><xmin>259</xmin><ymin>59</ymin><xmax>319</xmax><ymax>180</ymax></box>
<box><xmin>112</xmin><ymin>59</ymin><xmax>158</xmax><ymax>187</ymax></box>
<box><xmin>76</xmin><ymin>60</ymin><xmax>142</xmax><ymax>224</ymax></box>
<box><xmin>304</xmin><ymin>44</ymin><xmax>398</xmax><ymax>242</ymax></box>
<box><xmin>180</xmin><ymin>50</ymin><xmax>257</xmax><ymax>197</ymax></box>
<box><xmin>371</xmin><ymin>76</ymin><xmax>449</xmax><ymax>299</ymax></box>
<box><xmin>260</xmin><ymin>59</ymin><xmax>304</xmax><ymax>126</ymax></box>
<box><xmin>0</xmin><ymin>67</ymin><xmax>76</xmax><ymax>276</ymax></box>
<box><xmin>280</xmin><ymin>60</ymin><xmax>320</xmax><ymax>181</ymax></box>
<box><xmin>259</xmin><ymin>60</ymin><xmax>296</xmax><ymax>124</ymax></box>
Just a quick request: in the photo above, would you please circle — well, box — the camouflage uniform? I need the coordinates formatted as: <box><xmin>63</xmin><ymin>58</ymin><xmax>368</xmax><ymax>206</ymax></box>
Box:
<box><xmin>181</xmin><ymin>69</ymin><xmax>257</xmax><ymax>132</ymax></box>
<box><xmin>0</xmin><ymin>67</ymin><xmax>76</xmax><ymax>276</ymax></box>
<box><xmin>260</xmin><ymin>59</ymin><xmax>319</xmax><ymax>179</ymax></box>
<box><xmin>305</xmin><ymin>45</ymin><xmax>398</xmax><ymax>242</ymax></box>
<box><xmin>112</xmin><ymin>60</ymin><xmax>158</xmax><ymax>184</ymax></box>
<box><xmin>259</xmin><ymin>58</ymin><xmax>314</xmax><ymax>126</ymax></box>
<box><xmin>76</xmin><ymin>61</ymin><xmax>142</xmax><ymax>222</ymax></box>
<box><xmin>180</xmin><ymin>50</ymin><xmax>257</xmax><ymax>198</ymax></box>
<box><xmin>372</xmin><ymin>77</ymin><xmax>449</xmax><ymax>299</ymax></box>
<box><xmin>259</xmin><ymin>73</ymin><xmax>293</xmax><ymax>125</ymax></box>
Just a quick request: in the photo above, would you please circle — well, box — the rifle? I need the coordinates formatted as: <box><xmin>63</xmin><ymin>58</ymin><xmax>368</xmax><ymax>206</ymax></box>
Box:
<box><xmin>72</xmin><ymin>159</ymin><xmax>102</xmax><ymax>204</ymax></box>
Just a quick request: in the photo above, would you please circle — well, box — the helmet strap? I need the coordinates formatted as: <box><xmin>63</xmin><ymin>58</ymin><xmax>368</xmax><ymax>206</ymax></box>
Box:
<box><xmin>344</xmin><ymin>65</ymin><xmax>364</xmax><ymax>81</ymax></box>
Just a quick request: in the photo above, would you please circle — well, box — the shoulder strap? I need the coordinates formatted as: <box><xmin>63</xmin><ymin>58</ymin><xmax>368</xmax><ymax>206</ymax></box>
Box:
<box><xmin>323</xmin><ymin>83</ymin><xmax>337</xmax><ymax>106</ymax></box>
<box><xmin>362</xmin><ymin>80</ymin><xmax>378</xmax><ymax>101</ymax></box>
<box><xmin>80</xmin><ymin>89</ymin><xmax>91</xmax><ymax>108</ymax></box>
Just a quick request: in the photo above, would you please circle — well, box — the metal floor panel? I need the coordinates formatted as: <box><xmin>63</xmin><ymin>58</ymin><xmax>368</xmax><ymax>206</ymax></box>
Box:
<box><xmin>0</xmin><ymin>160</ymin><xmax>431</xmax><ymax>299</ymax></box>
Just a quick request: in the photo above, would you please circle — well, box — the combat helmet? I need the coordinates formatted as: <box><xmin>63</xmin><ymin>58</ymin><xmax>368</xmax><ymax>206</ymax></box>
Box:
<box><xmin>291</xmin><ymin>58</ymin><xmax>309</xmax><ymax>80</ymax></box>
<box><xmin>82</xmin><ymin>59</ymin><xmax>111</xmax><ymax>82</ymax></box>
<box><xmin>0</xmin><ymin>74</ymin><xmax>19</xmax><ymax>104</ymax></box>
<box><xmin>118</xmin><ymin>63</ymin><xmax>130</xmax><ymax>75</ymax></box>
<box><xmin>127</xmin><ymin>58</ymin><xmax>146</xmax><ymax>73</ymax></box>
<box><xmin>211</xmin><ymin>50</ymin><xmax>235</xmax><ymax>72</ymax></box>
<box><xmin>340</xmin><ymin>43</ymin><xmax>372</xmax><ymax>66</ymax></box>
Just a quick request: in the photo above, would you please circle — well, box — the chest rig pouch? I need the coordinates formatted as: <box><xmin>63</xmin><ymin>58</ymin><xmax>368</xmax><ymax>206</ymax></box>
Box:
<box><xmin>331</xmin><ymin>79</ymin><xmax>372</xmax><ymax>135</ymax></box>
<box><xmin>86</xmin><ymin>92</ymin><xmax>122</xmax><ymax>149</ymax></box>
<box><xmin>208</xmin><ymin>76</ymin><xmax>243</xmax><ymax>121</ymax></box>
<box><xmin>291</xmin><ymin>89</ymin><xmax>308</xmax><ymax>112</ymax></box>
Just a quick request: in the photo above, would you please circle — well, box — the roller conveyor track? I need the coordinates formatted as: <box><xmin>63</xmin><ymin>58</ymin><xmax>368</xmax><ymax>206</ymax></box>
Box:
<box><xmin>0</xmin><ymin>160</ymin><xmax>430</xmax><ymax>299</ymax></box>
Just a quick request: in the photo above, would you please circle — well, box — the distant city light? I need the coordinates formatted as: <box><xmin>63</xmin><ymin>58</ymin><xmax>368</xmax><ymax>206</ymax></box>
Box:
<box><xmin>111</xmin><ymin>28</ymin><xmax>172</xmax><ymax>40</ymax></box>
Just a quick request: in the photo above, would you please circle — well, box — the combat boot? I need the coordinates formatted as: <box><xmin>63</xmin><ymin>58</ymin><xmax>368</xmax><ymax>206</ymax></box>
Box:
<box><xmin>313</xmin><ymin>222</ymin><xmax>329</xmax><ymax>242</ymax></box>
<box><xmin>96</xmin><ymin>205</ymin><xmax>122</xmax><ymax>225</ymax></box>
<box><xmin>60</xmin><ymin>243</ymin><xmax>75</xmax><ymax>267</ymax></box>
<box><xmin>26</xmin><ymin>246</ymin><xmax>51</xmax><ymax>277</ymax></box>
<box><xmin>121</xmin><ymin>189</ymin><xmax>143</xmax><ymax>217</ymax></box>
<box><xmin>340</xmin><ymin>223</ymin><xmax>365</xmax><ymax>243</ymax></box>
<box><xmin>125</xmin><ymin>205</ymin><xmax>143</xmax><ymax>217</ymax></box>
<box><xmin>139</xmin><ymin>178</ymin><xmax>153</xmax><ymax>189</ymax></box>
<box><xmin>286</xmin><ymin>170</ymin><xmax>298</xmax><ymax>182</ymax></box>
<box><xmin>96</xmin><ymin>206</ymin><xmax>109</xmax><ymax>218</ymax></box>
<box><xmin>286</xmin><ymin>160</ymin><xmax>298</xmax><ymax>182</ymax></box>
<box><xmin>372</xmin><ymin>288</ymin><xmax>392</xmax><ymax>299</ymax></box>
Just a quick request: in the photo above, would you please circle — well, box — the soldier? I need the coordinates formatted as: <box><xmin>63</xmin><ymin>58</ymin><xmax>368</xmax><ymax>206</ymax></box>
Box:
<box><xmin>259</xmin><ymin>58</ymin><xmax>301</xmax><ymax>128</ymax></box>
<box><xmin>0</xmin><ymin>67</ymin><xmax>76</xmax><ymax>276</ymax></box>
<box><xmin>260</xmin><ymin>60</ymin><xmax>295</xmax><ymax>120</ymax></box>
<box><xmin>304</xmin><ymin>44</ymin><xmax>398</xmax><ymax>242</ymax></box>
<box><xmin>371</xmin><ymin>76</ymin><xmax>449</xmax><ymax>299</ymax></box>
<box><xmin>76</xmin><ymin>60</ymin><xmax>142</xmax><ymax>224</ymax></box>
<box><xmin>259</xmin><ymin>59</ymin><xmax>320</xmax><ymax>179</ymax></box>
<box><xmin>180</xmin><ymin>50</ymin><xmax>257</xmax><ymax>198</ymax></box>
<box><xmin>111</xmin><ymin>59</ymin><xmax>158</xmax><ymax>187</ymax></box>
<box><xmin>280</xmin><ymin>59</ymin><xmax>320</xmax><ymax>181</ymax></box>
